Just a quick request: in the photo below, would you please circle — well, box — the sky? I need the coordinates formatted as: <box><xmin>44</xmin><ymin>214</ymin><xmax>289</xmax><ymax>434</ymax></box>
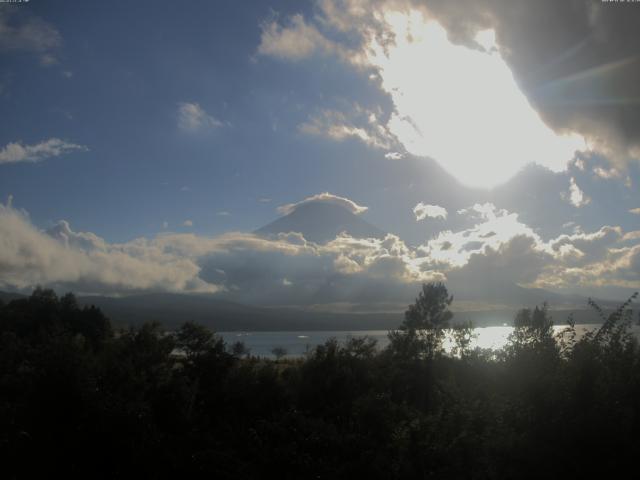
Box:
<box><xmin>1</xmin><ymin>0</ymin><xmax>639</xmax><ymax>309</ymax></box>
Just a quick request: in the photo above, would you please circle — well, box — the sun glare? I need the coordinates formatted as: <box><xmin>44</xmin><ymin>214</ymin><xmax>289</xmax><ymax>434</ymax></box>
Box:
<box><xmin>369</xmin><ymin>11</ymin><xmax>587</xmax><ymax>188</ymax></box>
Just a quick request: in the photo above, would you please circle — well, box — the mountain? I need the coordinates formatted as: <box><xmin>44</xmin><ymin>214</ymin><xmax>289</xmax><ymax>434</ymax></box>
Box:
<box><xmin>255</xmin><ymin>201</ymin><xmax>385</xmax><ymax>243</ymax></box>
<box><xmin>0</xmin><ymin>291</ymin><xmax>26</xmax><ymax>303</ymax></box>
<box><xmin>0</xmin><ymin>290</ymin><xmax>622</xmax><ymax>330</ymax></box>
<box><xmin>76</xmin><ymin>293</ymin><xmax>401</xmax><ymax>331</ymax></box>
<box><xmin>449</xmin><ymin>280</ymin><xmax>582</xmax><ymax>308</ymax></box>
<box><xmin>0</xmin><ymin>289</ymin><xmax>401</xmax><ymax>330</ymax></box>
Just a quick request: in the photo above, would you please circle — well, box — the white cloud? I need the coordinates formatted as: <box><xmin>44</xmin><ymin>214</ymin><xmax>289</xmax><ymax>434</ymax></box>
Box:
<box><xmin>260</xmin><ymin>4</ymin><xmax>590</xmax><ymax>188</ymax></box>
<box><xmin>565</xmin><ymin>177</ymin><xmax>591</xmax><ymax>207</ymax></box>
<box><xmin>573</xmin><ymin>158</ymin><xmax>586</xmax><ymax>171</ymax></box>
<box><xmin>421</xmin><ymin>203</ymin><xmax>541</xmax><ymax>268</ymax></box>
<box><xmin>622</xmin><ymin>231</ymin><xmax>640</xmax><ymax>242</ymax></box>
<box><xmin>417</xmin><ymin>203</ymin><xmax>640</xmax><ymax>294</ymax></box>
<box><xmin>1</xmin><ymin>199</ymin><xmax>637</xmax><ymax>303</ymax></box>
<box><xmin>0</xmin><ymin>11</ymin><xmax>61</xmax><ymax>64</ymax></box>
<box><xmin>193</xmin><ymin>231</ymin><xmax>440</xmax><ymax>306</ymax></box>
<box><xmin>457</xmin><ymin>202</ymin><xmax>507</xmax><ymax>221</ymax></box>
<box><xmin>40</xmin><ymin>53</ymin><xmax>57</xmax><ymax>66</ymax></box>
<box><xmin>445</xmin><ymin>235</ymin><xmax>553</xmax><ymax>296</ymax></box>
<box><xmin>0</xmin><ymin>138</ymin><xmax>87</xmax><ymax>165</ymax></box>
<box><xmin>257</xmin><ymin>14</ymin><xmax>337</xmax><ymax>61</ymax></box>
<box><xmin>384</xmin><ymin>151</ymin><xmax>403</xmax><ymax>160</ymax></box>
<box><xmin>0</xmin><ymin>201</ymin><xmax>423</xmax><ymax>302</ymax></box>
<box><xmin>177</xmin><ymin>102</ymin><xmax>223</xmax><ymax>132</ymax></box>
<box><xmin>316</xmin><ymin>0</ymin><xmax>366</xmax><ymax>32</ymax></box>
<box><xmin>593</xmin><ymin>166</ymin><xmax>622</xmax><ymax>180</ymax></box>
<box><xmin>630</xmin><ymin>208</ymin><xmax>640</xmax><ymax>215</ymax></box>
<box><xmin>571</xmin><ymin>155</ymin><xmax>632</xmax><ymax>188</ymax></box>
<box><xmin>299</xmin><ymin>108</ymin><xmax>394</xmax><ymax>149</ymax></box>
<box><xmin>548</xmin><ymin>226</ymin><xmax>623</xmax><ymax>266</ymax></box>
<box><xmin>534</xmin><ymin>244</ymin><xmax>640</xmax><ymax>291</ymax></box>
<box><xmin>0</xmin><ymin>204</ymin><xmax>218</xmax><ymax>295</ymax></box>
<box><xmin>367</xmin><ymin>12</ymin><xmax>587</xmax><ymax>188</ymax></box>
<box><xmin>413</xmin><ymin>203</ymin><xmax>447</xmax><ymax>221</ymax></box>
<box><xmin>259</xmin><ymin>1</ymin><xmax>640</xmax><ymax>191</ymax></box>
<box><xmin>277</xmin><ymin>192</ymin><xmax>368</xmax><ymax>216</ymax></box>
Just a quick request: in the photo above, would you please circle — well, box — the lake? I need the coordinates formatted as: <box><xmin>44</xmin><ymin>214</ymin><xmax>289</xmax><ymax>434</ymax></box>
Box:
<box><xmin>219</xmin><ymin>324</ymin><xmax>640</xmax><ymax>358</ymax></box>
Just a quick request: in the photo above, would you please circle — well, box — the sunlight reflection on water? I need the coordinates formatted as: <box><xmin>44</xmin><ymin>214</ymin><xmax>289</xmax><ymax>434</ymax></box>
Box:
<box><xmin>219</xmin><ymin>324</ymin><xmax>640</xmax><ymax>359</ymax></box>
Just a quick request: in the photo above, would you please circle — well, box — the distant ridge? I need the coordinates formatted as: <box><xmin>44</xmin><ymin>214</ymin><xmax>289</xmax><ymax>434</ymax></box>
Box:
<box><xmin>0</xmin><ymin>291</ymin><xmax>26</xmax><ymax>303</ymax></box>
<box><xmin>255</xmin><ymin>201</ymin><xmax>385</xmax><ymax>244</ymax></box>
<box><xmin>0</xmin><ymin>290</ymin><xmax>624</xmax><ymax>330</ymax></box>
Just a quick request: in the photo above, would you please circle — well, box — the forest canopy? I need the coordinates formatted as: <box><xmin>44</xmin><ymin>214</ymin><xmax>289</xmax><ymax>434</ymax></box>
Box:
<box><xmin>0</xmin><ymin>284</ymin><xmax>639</xmax><ymax>479</ymax></box>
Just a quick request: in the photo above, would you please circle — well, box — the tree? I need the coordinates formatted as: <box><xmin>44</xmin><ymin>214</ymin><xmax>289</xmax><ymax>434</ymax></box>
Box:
<box><xmin>508</xmin><ymin>303</ymin><xmax>556</xmax><ymax>352</ymax></box>
<box><xmin>230</xmin><ymin>340</ymin><xmax>250</xmax><ymax>358</ymax></box>
<box><xmin>451</xmin><ymin>320</ymin><xmax>476</xmax><ymax>359</ymax></box>
<box><xmin>175</xmin><ymin>321</ymin><xmax>224</xmax><ymax>361</ymax></box>
<box><xmin>271</xmin><ymin>346</ymin><xmax>287</xmax><ymax>360</ymax></box>
<box><xmin>402</xmin><ymin>282</ymin><xmax>454</xmax><ymax>332</ymax></box>
<box><xmin>389</xmin><ymin>282</ymin><xmax>454</xmax><ymax>358</ymax></box>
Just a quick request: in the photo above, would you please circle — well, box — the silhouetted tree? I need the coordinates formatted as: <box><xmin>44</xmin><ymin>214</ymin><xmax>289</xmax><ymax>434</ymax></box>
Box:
<box><xmin>175</xmin><ymin>321</ymin><xmax>223</xmax><ymax>361</ymax></box>
<box><xmin>507</xmin><ymin>303</ymin><xmax>556</xmax><ymax>353</ymax></box>
<box><xmin>451</xmin><ymin>320</ymin><xmax>476</xmax><ymax>359</ymax></box>
<box><xmin>2</xmin><ymin>287</ymin><xmax>640</xmax><ymax>479</ymax></box>
<box><xmin>389</xmin><ymin>282</ymin><xmax>453</xmax><ymax>358</ymax></box>
<box><xmin>271</xmin><ymin>346</ymin><xmax>287</xmax><ymax>360</ymax></box>
<box><xmin>230</xmin><ymin>340</ymin><xmax>250</xmax><ymax>358</ymax></box>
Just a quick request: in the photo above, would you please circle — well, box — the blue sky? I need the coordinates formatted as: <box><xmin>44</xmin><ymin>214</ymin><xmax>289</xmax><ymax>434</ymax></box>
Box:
<box><xmin>1</xmin><ymin>0</ymin><xmax>639</xmax><ymax>306</ymax></box>
<box><xmin>1</xmin><ymin>0</ymin><xmax>392</xmax><ymax>240</ymax></box>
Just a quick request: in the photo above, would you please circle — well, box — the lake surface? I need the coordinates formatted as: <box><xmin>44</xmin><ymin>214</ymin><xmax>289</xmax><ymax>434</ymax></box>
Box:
<box><xmin>219</xmin><ymin>324</ymin><xmax>640</xmax><ymax>358</ymax></box>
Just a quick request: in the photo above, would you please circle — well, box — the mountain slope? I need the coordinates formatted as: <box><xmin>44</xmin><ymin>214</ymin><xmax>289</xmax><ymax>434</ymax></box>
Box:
<box><xmin>0</xmin><ymin>290</ymin><xmax>621</xmax><ymax>329</ymax></box>
<box><xmin>0</xmin><ymin>291</ymin><xmax>26</xmax><ymax>303</ymax></box>
<box><xmin>77</xmin><ymin>293</ymin><xmax>401</xmax><ymax>331</ymax></box>
<box><xmin>255</xmin><ymin>202</ymin><xmax>385</xmax><ymax>243</ymax></box>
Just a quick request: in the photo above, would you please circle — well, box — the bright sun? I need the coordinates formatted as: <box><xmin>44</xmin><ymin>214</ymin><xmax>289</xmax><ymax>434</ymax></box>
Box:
<box><xmin>368</xmin><ymin>10</ymin><xmax>587</xmax><ymax>189</ymax></box>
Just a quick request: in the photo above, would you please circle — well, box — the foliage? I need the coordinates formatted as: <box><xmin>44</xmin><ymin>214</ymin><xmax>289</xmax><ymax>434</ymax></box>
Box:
<box><xmin>0</xmin><ymin>286</ymin><xmax>639</xmax><ymax>479</ymax></box>
<box><xmin>505</xmin><ymin>303</ymin><xmax>558</xmax><ymax>358</ymax></box>
<box><xmin>402</xmin><ymin>281</ymin><xmax>454</xmax><ymax>331</ymax></box>
<box><xmin>389</xmin><ymin>282</ymin><xmax>454</xmax><ymax>359</ymax></box>
<box><xmin>450</xmin><ymin>320</ymin><xmax>477</xmax><ymax>359</ymax></box>
<box><xmin>271</xmin><ymin>346</ymin><xmax>288</xmax><ymax>360</ymax></box>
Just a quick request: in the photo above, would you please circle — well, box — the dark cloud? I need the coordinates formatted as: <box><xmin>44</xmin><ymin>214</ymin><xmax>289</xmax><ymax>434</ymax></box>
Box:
<box><xmin>462</xmin><ymin>241</ymin><xmax>484</xmax><ymax>251</ymax></box>
<box><xmin>446</xmin><ymin>235</ymin><xmax>553</xmax><ymax>303</ymax></box>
